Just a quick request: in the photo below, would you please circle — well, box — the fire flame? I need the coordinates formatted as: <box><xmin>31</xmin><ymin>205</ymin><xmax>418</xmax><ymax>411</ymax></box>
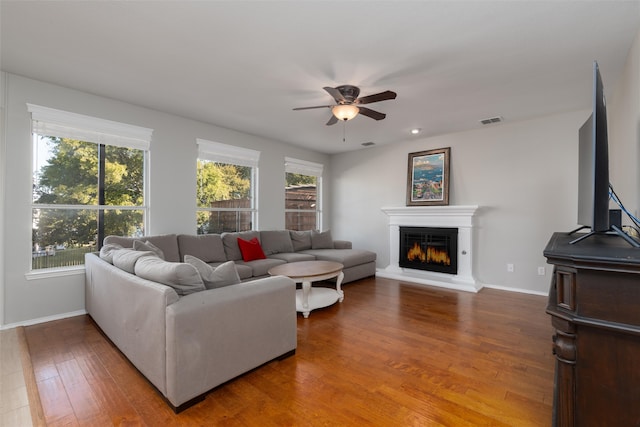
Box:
<box><xmin>406</xmin><ymin>242</ymin><xmax>451</xmax><ymax>265</ymax></box>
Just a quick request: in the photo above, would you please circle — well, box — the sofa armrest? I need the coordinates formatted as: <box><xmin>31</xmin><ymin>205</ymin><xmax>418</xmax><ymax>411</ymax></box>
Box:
<box><xmin>85</xmin><ymin>253</ymin><xmax>179</xmax><ymax>395</ymax></box>
<box><xmin>333</xmin><ymin>240</ymin><xmax>352</xmax><ymax>249</ymax></box>
<box><xmin>165</xmin><ymin>276</ymin><xmax>297</xmax><ymax>407</ymax></box>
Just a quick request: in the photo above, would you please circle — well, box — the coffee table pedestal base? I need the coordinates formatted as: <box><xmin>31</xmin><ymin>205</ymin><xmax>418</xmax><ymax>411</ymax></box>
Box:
<box><xmin>298</xmin><ymin>271</ymin><xmax>344</xmax><ymax>318</ymax></box>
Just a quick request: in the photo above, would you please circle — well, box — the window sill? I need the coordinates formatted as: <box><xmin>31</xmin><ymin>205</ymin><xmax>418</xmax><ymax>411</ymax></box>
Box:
<box><xmin>25</xmin><ymin>266</ymin><xmax>85</xmax><ymax>281</ymax></box>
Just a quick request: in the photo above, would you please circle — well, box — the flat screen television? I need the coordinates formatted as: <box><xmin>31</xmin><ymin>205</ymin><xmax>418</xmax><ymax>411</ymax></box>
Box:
<box><xmin>570</xmin><ymin>61</ymin><xmax>638</xmax><ymax>247</ymax></box>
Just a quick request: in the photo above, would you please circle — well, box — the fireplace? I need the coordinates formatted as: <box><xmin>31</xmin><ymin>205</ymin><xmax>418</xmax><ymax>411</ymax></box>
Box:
<box><xmin>399</xmin><ymin>227</ymin><xmax>458</xmax><ymax>274</ymax></box>
<box><xmin>379</xmin><ymin>206</ymin><xmax>480</xmax><ymax>292</ymax></box>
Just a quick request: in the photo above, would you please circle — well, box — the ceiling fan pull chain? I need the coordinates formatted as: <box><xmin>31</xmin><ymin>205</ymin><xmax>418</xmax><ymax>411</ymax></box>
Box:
<box><xmin>343</xmin><ymin>120</ymin><xmax>347</xmax><ymax>142</ymax></box>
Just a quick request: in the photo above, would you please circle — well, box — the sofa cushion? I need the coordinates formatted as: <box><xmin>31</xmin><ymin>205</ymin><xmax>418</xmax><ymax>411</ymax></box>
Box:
<box><xmin>260</xmin><ymin>230</ymin><xmax>294</xmax><ymax>255</ymax></box>
<box><xmin>104</xmin><ymin>234</ymin><xmax>181</xmax><ymax>262</ymax></box>
<box><xmin>237</xmin><ymin>237</ymin><xmax>267</xmax><ymax>262</ymax></box>
<box><xmin>236</xmin><ymin>258</ymin><xmax>286</xmax><ymax>277</ymax></box>
<box><xmin>311</xmin><ymin>229</ymin><xmax>334</xmax><ymax>249</ymax></box>
<box><xmin>290</xmin><ymin>230</ymin><xmax>312</xmax><ymax>251</ymax></box>
<box><xmin>112</xmin><ymin>249</ymin><xmax>156</xmax><ymax>274</ymax></box>
<box><xmin>99</xmin><ymin>243</ymin><xmax>123</xmax><ymax>264</ymax></box>
<box><xmin>184</xmin><ymin>256</ymin><xmax>241</xmax><ymax>289</ymax></box>
<box><xmin>298</xmin><ymin>249</ymin><xmax>377</xmax><ymax>269</ymax></box>
<box><xmin>134</xmin><ymin>256</ymin><xmax>205</xmax><ymax>296</ymax></box>
<box><xmin>133</xmin><ymin>240</ymin><xmax>165</xmax><ymax>260</ymax></box>
<box><xmin>232</xmin><ymin>263</ymin><xmax>254</xmax><ymax>280</ymax></box>
<box><xmin>221</xmin><ymin>231</ymin><xmax>260</xmax><ymax>261</ymax></box>
<box><xmin>178</xmin><ymin>234</ymin><xmax>226</xmax><ymax>263</ymax></box>
<box><xmin>268</xmin><ymin>252</ymin><xmax>316</xmax><ymax>263</ymax></box>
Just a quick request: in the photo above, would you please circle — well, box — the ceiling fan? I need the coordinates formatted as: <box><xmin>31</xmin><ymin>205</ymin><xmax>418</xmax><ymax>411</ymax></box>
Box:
<box><xmin>293</xmin><ymin>85</ymin><xmax>397</xmax><ymax>126</ymax></box>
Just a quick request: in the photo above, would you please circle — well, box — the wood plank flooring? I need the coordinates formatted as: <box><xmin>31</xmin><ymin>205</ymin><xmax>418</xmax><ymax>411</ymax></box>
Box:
<box><xmin>23</xmin><ymin>277</ymin><xmax>554</xmax><ymax>426</ymax></box>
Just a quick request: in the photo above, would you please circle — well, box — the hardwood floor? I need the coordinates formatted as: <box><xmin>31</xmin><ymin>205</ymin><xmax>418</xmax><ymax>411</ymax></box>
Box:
<box><xmin>23</xmin><ymin>277</ymin><xmax>554</xmax><ymax>426</ymax></box>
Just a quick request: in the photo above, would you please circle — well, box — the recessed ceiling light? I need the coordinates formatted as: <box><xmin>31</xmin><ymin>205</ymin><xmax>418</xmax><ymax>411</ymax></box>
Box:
<box><xmin>410</xmin><ymin>128</ymin><xmax>421</xmax><ymax>135</ymax></box>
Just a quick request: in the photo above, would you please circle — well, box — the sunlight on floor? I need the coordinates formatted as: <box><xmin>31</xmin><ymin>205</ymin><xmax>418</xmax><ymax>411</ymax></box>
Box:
<box><xmin>0</xmin><ymin>328</ymin><xmax>33</xmax><ymax>427</ymax></box>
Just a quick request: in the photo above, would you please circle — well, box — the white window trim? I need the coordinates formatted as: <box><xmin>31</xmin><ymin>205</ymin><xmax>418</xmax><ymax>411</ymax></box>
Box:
<box><xmin>196</xmin><ymin>139</ymin><xmax>260</xmax><ymax>230</ymax></box>
<box><xmin>27</xmin><ymin>103</ymin><xmax>153</xmax><ymax>150</ymax></box>
<box><xmin>285</xmin><ymin>156</ymin><xmax>323</xmax><ymax>177</ymax></box>
<box><xmin>197</xmin><ymin>139</ymin><xmax>260</xmax><ymax>168</ymax></box>
<box><xmin>28</xmin><ymin>104</ymin><xmax>152</xmax><ymax>274</ymax></box>
<box><xmin>285</xmin><ymin>157</ymin><xmax>323</xmax><ymax>230</ymax></box>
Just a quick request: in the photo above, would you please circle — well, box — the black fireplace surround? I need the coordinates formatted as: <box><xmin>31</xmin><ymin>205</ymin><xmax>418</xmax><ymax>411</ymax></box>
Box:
<box><xmin>399</xmin><ymin>226</ymin><xmax>458</xmax><ymax>274</ymax></box>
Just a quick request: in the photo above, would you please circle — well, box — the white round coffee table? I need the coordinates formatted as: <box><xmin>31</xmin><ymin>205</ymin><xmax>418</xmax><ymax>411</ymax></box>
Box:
<box><xmin>268</xmin><ymin>260</ymin><xmax>344</xmax><ymax>318</ymax></box>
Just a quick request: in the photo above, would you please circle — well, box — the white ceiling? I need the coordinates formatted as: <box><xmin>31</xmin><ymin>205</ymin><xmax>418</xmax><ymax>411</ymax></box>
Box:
<box><xmin>1</xmin><ymin>1</ymin><xmax>639</xmax><ymax>154</ymax></box>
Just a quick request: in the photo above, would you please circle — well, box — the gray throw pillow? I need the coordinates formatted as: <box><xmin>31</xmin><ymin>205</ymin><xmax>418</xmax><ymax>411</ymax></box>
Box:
<box><xmin>311</xmin><ymin>229</ymin><xmax>334</xmax><ymax>249</ymax></box>
<box><xmin>290</xmin><ymin>230</ymin><xmax>312</xmax><ymax>251</ymax></box>
<box><xmin>112</xmin><ymin>249</ymin><xmax>156</xmax><ymax>274</ymax></box>
<box><xmin>184</xmin><ymin>255</ymin><xmax>241</xmax><ymax>289</ymax></box>
<box><xmin>133</xmin><ymin>240</ymin><xmax>165</xmax><ymax>260</ymax></box>
<box><xmin>99</xmin><ymin>243</ymin><xmax>123</xmax><ymax>264</ymax></box>
<box><xmin>134</xmin><ymin>255</ymin><xmax>205</xmax><ymax>296</ymax></box>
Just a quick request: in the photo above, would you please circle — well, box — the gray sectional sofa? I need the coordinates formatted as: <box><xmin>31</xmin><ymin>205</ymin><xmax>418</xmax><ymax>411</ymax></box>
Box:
<box><xmin>84</xmin><ymin>229</ymin><xmax>375</xmax><ymax>412</ymax></box>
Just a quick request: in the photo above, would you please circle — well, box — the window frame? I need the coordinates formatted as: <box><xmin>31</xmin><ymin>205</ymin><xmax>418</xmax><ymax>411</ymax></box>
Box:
<box><xmin>284</xmin><ymin>157</ymin><xmax>323</xmax><ymax>231</ymax></box>
<box><xmin>196</xmin><ymin>139</ymin><xmax>260</xmax><ymax>233</ymax></box>
<box><xmin>28</xmin><ymin>104</ymin><xmax>152</xmax><ymax>273</ymax></box>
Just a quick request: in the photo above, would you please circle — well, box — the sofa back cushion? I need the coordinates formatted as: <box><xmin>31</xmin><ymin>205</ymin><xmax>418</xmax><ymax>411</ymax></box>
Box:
<box><xmin>221</xmin><ymin>231</ymin><xmax>259</xmax><ymax>261</ymax></box>
<box><xmin>112</xmin><ymin>249</ymin><xmax>156</xmax><ymax>274</ymax></box>
<box><xmin>178</xmin><ymin>234</ymin><xmax>226</xmax><ymax>263</ymax></box>
<box><xmin>133</xmin><ymin>240</ymin><xmax>165</xmax><ymax>260</ymax></box>
<box><xmin>134</xmin><ymin>256</ymin><xmax>205</xmax><ymax>296</ymax></box>
<box><xmin>290</xmin><ymin>230</ymin><xmax>312</xmax><ymax>251</ymax></box>
<box><xmin>311</xmin><ymin>229</ymin><xmax>334</xmax><ymax>249</ymax></box>
<box><xmin>260</xmin><ymin>230</ymin><xmax>294</xmax><ymax>255</ymax></box>
<box><xmin>104</xmin><ymin>234</ymin><xmax>181</xmax><ymax>262</ymax></box>
<box><xmin>99</xmin><ymin>243</ymin><xmax>123</xmax><ymax>264</ymax></box>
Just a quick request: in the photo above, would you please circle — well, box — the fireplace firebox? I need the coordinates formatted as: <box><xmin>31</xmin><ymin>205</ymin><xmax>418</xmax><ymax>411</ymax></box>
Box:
<box><xmin>399</xmin><ymin>227</ymin><xmax>458</xmax><ymax>274</ymax></box>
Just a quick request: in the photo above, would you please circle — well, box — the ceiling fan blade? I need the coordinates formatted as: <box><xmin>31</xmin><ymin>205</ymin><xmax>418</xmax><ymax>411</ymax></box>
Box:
<box><xmin>356</xmin><ymin>90</ymin><xmax>397</xmax><ymax>105</ymax></box>
<box><xmin>326</xmin><ymin>115</ymin><xmax>338</xmax><ymax>126</ymax></box>
<box><xmin>292</xmin><ymin>105</ymin><xmax>332</xmax><ymax>111</ymax></box>
<box><xmin>358</xmin><ymin>107</ymin><xmax>386</xmax><ymax>121</ymax></box>
<box><xmin>323</xmin><ymin>86</ymin><xmax>346</xmax><ymax>103</ymax></box>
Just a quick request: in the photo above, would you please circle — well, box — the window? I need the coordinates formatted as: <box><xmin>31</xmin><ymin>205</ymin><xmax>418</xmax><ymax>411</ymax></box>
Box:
<box><xmin>196</xmin><ymin>139</ymin><xmax>259</xmax><ymax>234</ymax></box>
<box><xmin>29</xmin><ymin>104</ymin><xmax>152</xmax><ymax>270</ymax></box>
<box><xmin>285</xmin><ymin>157</ymin><xmax>323</xmax><ymax>231</ymax></box>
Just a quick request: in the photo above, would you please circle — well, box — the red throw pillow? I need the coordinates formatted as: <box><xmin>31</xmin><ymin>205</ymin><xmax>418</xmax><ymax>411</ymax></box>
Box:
<box><xmin>237</xmin><ymin>237</ymin><xmax>266</xmax><ymax>262</ymax></box>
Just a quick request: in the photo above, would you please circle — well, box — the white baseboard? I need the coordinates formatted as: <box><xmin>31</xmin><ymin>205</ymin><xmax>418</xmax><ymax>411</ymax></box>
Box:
<box><xmin>0</xmin><ymin>309</ymin><xmax>87</xmax><ymax>330</ymax></box>
<box><xmin>481</xmin><ymin>283</ymin><xmax>548</xmax><ymax>297</ymax></box>
<box><xmin>376</xmin><ymin>268</ymin><xmax>549</xmax><ymax>297</ymax></box>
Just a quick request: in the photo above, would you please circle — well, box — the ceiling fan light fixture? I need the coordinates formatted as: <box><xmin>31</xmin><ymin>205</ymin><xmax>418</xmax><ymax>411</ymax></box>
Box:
<box><xmin>332</xmin><ymin>104</ymin><xmax>360</xmax><ymax>121</ymax></box>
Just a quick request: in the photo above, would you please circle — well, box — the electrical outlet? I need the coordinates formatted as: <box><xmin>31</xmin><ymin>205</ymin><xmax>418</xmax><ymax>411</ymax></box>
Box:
<box><xmin>538</xmin><ymin>267</ymin><xmax>546</xmax><ymax>276</ymax></box>
<box><xmin>507</xmin><ymin>263</ymin><xmax>514</xmax><ymax>272</ymax></box>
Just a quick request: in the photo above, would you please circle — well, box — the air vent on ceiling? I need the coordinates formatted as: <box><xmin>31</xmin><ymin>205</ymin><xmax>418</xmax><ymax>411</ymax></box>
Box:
<box><xmin>479</xmin><ymin>116</ymin><xmax>503</xmax><ymax>125</ymax></box>
<box><xmin>361</xmin><ymin>142</ymin><xmax>375</xmax><ymax>147</ymax></box>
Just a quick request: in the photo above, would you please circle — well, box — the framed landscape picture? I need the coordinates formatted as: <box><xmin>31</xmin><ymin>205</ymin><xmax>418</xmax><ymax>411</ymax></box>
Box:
<box><xmin>406</xmin><ymin>147</ymin><xmax>450</xmax><ymax>206</ymax></box>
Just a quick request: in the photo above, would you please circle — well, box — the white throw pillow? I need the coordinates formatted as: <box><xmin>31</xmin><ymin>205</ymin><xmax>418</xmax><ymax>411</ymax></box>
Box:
<box><xmin>184</xmin><ymin>255</ymin><xmax>241</xmax><ymax>289</ymax></box>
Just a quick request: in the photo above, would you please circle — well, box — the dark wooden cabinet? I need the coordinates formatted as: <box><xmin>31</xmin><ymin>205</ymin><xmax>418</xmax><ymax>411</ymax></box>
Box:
<box><xmin>544</xmin><ymin>232</ymin><xmax>640</xmax><ymax>427</ymax></box>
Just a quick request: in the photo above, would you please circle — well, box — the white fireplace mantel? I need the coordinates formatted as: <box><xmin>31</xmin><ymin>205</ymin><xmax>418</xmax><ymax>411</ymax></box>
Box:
<box><xmin>378</xmin><ymin>205</ymin><xmax>482</xmax><ymax>292</ymax></box>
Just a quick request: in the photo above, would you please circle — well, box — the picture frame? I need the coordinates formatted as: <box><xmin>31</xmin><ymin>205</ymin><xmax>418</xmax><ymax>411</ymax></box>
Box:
<box><xmin>406</xmin><ymin>147</ymin><xmax>450</xmax><ymax>206</ymax></box>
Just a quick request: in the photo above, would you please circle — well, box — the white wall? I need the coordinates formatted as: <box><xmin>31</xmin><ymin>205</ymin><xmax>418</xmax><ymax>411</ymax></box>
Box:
<box><xmin>330</xmin><ymin>112</ymin><xmax>587</xmax><ymax>294</ymax></box>
<box><xmin>609</xmin><ymin>28</ymin><xmax>640</xmax><ymax>221</ymax></box>
<box><xmin>329</xmin><ymin>27</ymin><xmax>640</xmax><ymax>295</ymax></box>
<box><xmin>0</xmin><ymin>73</ymin><xmax>330</xmax><ymax>326</ymax></box>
